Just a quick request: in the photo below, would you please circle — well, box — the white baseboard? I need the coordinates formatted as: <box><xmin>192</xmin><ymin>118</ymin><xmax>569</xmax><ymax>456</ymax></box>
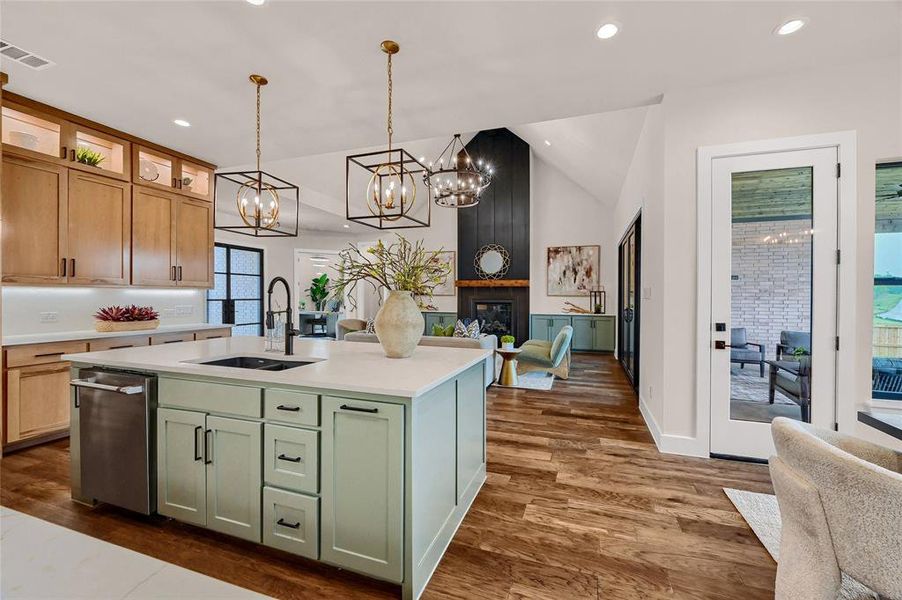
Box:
<box><xmin>638</xmin><ymin>395</ymin><xmax>708</xmax><ymax>458</ymax></box>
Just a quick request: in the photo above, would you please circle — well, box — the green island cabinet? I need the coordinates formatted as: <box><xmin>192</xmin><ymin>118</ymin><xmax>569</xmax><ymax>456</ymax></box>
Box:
<box><xmin>69</xmin><ymin>358</ymin><xmax>487</xmax><ymax>600</ymax></box>
<box><xmin>529</xmin><ymin>314</ymin><xmax>615</xmax><ymax>352</ymax></box>
<box><xmin>422</xmin><ymin>311</ymin><xmax>456</xmax><ymax>334</ymax></box>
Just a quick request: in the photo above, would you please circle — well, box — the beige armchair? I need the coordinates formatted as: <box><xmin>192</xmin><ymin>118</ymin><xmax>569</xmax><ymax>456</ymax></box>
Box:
<box><xmin>769</xmin><ymin>418</ymin><xmax>902</xmax><ymax>600</ymax></box>
<box><xmin>336</xmin><ymin>318</ymin><xmax>367</xmax><ymax>341</ymax></box>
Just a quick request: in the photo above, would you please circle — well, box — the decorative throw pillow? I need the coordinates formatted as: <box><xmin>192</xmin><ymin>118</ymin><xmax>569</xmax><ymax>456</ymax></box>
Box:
<box><xmin>453</xmin><ymin>319</ymin><xmax>481</xmax><ymax>339</ymax></box>
<box><xmin>365</xmin><ymin>319</ymin><xmax>376</xmax><ymax>334</ymax></box>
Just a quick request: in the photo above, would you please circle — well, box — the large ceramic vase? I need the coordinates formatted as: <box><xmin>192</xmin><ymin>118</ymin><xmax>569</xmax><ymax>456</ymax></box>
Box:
<box><xmin>374</xmin><ymin>290</ymin><xmax>424</xmax><ymax>358</ymax></box>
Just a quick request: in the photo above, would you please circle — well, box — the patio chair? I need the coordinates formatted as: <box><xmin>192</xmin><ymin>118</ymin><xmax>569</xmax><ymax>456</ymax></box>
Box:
<box><xmin>729</xmin><ymin>327</ymin><xmax>766</xmax><ymax>377</ymax></box>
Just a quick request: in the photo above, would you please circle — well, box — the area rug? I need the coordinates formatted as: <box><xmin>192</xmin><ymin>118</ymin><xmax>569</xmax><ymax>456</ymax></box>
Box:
<box><xmin>495</xmin><ymin>372</ymin><xmax>555</xmax><ymax>391</ymax></box>
<box><xmin>731</xmin><ymin>367</ymin><xmax>793</xmax><ymax>405</ymax></box>
<box><xmin>724</xmin><ymin>488</ymin><xmax>877</xmax><ymax>599</ymax></box>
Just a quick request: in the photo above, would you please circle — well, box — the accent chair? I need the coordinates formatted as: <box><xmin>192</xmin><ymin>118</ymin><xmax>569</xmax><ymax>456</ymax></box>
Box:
<box><xmin>729</xmin><ymin>327</ymin><xmax>765</xmax><ymax>377</ymax></box>
<box><xmin>336</xmin><ymin>318</ymin><xmax>367</xmax><ymax>340</ymax></box>
<box><xmin>517</xmin><ymin>325</ymin><xmax>574</xmax><ymax>380</ymax></box>
<box><xmin>776</xmin><ymin>330</ymin><xmax>811</xmax><ymax>360</ymax></box>
<box><xmin>769</xmin><ymin>417</ymin><xmax>902</xmax><ymax>600</ymax></box>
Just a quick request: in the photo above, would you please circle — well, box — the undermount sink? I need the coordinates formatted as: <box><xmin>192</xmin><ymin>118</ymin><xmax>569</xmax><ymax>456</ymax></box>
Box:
<box><xmin>198</xmin><ymin>356</ymin><xmax>315</xmax><ymax>371</ymax></box>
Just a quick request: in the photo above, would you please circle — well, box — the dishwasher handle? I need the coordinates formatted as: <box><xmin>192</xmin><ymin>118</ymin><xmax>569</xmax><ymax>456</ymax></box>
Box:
<box><xmin>70</xmin><ymin>379</ymin><xmax>145</xmax><ymax>395</ymax></box>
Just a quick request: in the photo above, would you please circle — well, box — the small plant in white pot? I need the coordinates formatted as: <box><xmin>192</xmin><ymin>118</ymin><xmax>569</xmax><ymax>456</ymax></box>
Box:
<box><xmin>331</xmin><ymin>235</ymin><xmax>451</xmax><ymax>358</ymax></box>
<box><xmin>500</xmin><ymin>335</ymin><xmax>515</xmax><ymax>350</ymax></box>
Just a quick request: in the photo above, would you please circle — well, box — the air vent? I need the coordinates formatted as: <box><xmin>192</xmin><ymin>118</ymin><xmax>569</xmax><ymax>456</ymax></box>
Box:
<box><xmin>0</xmin><ymin>39</ymin><xmax>54</xmax><ymax>71</ymax></box>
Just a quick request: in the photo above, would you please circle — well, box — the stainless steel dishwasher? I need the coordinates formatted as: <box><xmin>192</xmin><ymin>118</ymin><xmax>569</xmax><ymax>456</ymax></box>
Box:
<box><xmin>71</xmin><ymin>369</ymin><xmax>156</xmax><ymax>515</ymax></box>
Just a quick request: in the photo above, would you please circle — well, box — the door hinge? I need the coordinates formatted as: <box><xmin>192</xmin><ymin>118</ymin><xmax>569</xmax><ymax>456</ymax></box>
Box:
<box><xmin>835</xmin><ymin>336</ymin><xmax>840</xmax><ymax>351</ymax></box>
<box><xmin>834</xmin><ymin>422</ymin><xmax>839</xmax><ymax>432</ymax></box>
<box><xmin>836</xmin><ymin>162</ymin><xmax>841</xmax><ymax>178</ymax></box>
<box><xmin>836</xmin><ymin>249</ymin><xmax>841</xmax><ymax>265</ymax></box>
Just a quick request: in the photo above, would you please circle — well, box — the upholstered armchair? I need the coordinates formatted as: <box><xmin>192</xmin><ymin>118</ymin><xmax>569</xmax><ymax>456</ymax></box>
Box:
<box><xmin>776</xmin><ymin>330</ymin><xmax>811</xmax><ymax>360</ymax></box>
<box><xmin>336</xmin><ymin>318</ymin><xmax>367</xmax><ymax>341</ymax></box>
<box><xmin>517</xmin><ymin>325</ymin><xmax>573</xmax><ymax>380</ymax></box>
<box><xmin>769</xmin><ymin>418</ymin><xmax>902</xmax><ymax>600</ymax></box>
<box><xmin>729</xmin><ymin>327</ymin><xmax>766</xmax><ymax>377</ymax></box>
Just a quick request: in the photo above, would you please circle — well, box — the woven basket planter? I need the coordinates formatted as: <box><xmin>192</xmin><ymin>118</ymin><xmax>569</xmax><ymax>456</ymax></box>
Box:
<box><xmin>94</xmin><ymin>319</ymin><xmax>160</xmax><ymax>333</ymax></box>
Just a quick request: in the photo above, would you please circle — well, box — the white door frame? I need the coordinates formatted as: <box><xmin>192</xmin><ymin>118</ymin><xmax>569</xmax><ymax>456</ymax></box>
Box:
<box><xmin>696</xmin><ymin>131</ymin><xmax>858</xmax><ymax>457</ymax></box>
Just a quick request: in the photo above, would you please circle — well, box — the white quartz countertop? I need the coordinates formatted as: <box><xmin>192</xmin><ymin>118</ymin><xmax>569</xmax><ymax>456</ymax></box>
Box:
<box><xmin>2</xmin><ymin>323</ymin><xmax>232</xmax><ymax>347</ymax></box>
<box><xmin>63</xmin><ymin>336</ymin><xmax>491</xmax><ymax>399</ymax></box>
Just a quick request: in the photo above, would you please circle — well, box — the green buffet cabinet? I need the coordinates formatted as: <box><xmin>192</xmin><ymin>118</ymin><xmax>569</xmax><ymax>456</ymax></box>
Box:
<box><xmin>530</xmin><ymin>314</ymin><xmax>615</xmax><ymax>352</ymax></box>
<box><xmin>422</xmin><ymin>312</ymin><xmax>456</xmax><ymax>334</ymax></box>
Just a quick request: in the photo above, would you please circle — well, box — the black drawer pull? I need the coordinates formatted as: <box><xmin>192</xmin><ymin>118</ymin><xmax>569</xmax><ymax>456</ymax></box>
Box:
<box><xmin>277</xmin><ymin>453</ymin><xmax>302</xmax><ymax>463</ymax></box>
<box><xmin>194</xmin><ymin>426</ymin><xmax>203</xmax><ymax>461</ymax></box>
<box><xmin>276</xmin><ymin>405</ymin><xmax>300</xmax><ymax>412</ymax></box>
<box><xmin>340</xmin><ymin>404</ymin><xmax>378</xmax><ymax>414</ymax></box>
<box><xmin>277</xmin><ymin>518</ymin><xmax>300</xmax><ymax>529</ymax></box>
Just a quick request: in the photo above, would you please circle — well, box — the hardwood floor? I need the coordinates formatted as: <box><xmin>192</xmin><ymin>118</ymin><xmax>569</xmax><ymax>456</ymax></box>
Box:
<box><xmin>0</xmin><ymin>353</ymin><xmax>776</xmax><ymax>599</ymax></box>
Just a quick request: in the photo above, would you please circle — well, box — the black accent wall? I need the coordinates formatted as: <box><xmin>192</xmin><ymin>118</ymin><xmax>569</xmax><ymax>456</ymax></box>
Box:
<box><xmin>457</xmin><ymin>128</ymin><xmax>530</xmax><ymax>280</ymax></box>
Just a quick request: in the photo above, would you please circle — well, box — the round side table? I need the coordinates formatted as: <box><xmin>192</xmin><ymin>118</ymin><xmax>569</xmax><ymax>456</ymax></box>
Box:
<box><xmin>495</xmin><ymin>347</ymin><xmax>521</xmax><ymax>387</ymax></box>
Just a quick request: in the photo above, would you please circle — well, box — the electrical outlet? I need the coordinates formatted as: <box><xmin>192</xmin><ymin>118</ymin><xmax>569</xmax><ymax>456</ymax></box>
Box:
<box><xmin>162</xmin><ymin>308</ymin><xmax>177</xmax><ymax>318</ymax></box>
<box><xmin>175</xmin><ymin>305</ymin><xmax>194</xmax><ymax>316</ymax></box>
<box><xmin>39</xmin><ymin>311</ymin><xmax>59</xmax><ymax>323</ymax></box>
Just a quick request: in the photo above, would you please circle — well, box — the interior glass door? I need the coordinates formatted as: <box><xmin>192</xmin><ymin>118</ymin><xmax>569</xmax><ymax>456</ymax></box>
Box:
<box><xmin>710</xmin><ymin>148</ymin><xmax>837</xmax><ymax>459</ymax></box>
<box><xmin>618</xmin><ymin>216</ymin><xmax>640</xmax><ymax>390</ymax></box>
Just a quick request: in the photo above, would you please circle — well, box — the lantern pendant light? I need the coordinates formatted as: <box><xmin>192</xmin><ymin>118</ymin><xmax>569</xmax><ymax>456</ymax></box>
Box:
<box><xmin>345</xmin><ymin>41</ymin><xmax>430</xmax><ymax>230</ymax></box>
<box><xmin>214</xmin><ymin>74</ymin><xmax>299</xmax><ymax>238</ymax></box>
<box><xmin>426</xmin><ymin>133</ymin><xmax>493</xmax><ymax>208</ymax></box>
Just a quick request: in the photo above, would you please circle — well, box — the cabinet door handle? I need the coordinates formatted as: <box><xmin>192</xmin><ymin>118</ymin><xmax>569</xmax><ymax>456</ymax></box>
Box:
<box><xmin>172</xmin><ymin>177</ymin><xmax>177</xmax><ymax>188</ymax></box>
<box><xmin>61</xmin><ymin>258</ymin><xmax>67</xmax><ymax>277</ymax></box>
<box><xmin>34</xmin><ymin>351</ymin><xmax>64</xmax><ymax>358</ymax></box>
<box><xmin>277</xmin><ymin>518</ymin><xmax>300</xmax><ymax>529</ymax></box>
<box><xmin>204</xmin><ymin>429</ymin><xmax>213</xmax><ymax>464</ymax></box>
<box><xmin>171</xmin><ymin>265</ymin><xmax>177</xmax><ymax>281</ymax></box>
<box><xmin>276</xmin><ymin>405</ymin><xmax>300</xmax><ymax>412</ymax></box>
<box><xmin>339</xmin><ymin>404</ymin><xmax>378</xmax><ymax>414</ymax></box>
<box><xmin>177</xmin><ymin>266</ymin><xmax>182</xmax><ymax>281</ymax></box>
<box><xmin>194</xmin><ymin>426</ymin><xmax>203</xmax><ymax>461</ymax></box>
<box><xmin>70</xmin><ymin>148</ymin><xmax>75</xmax><ymax>161</ymax></box>
<box><xmin>70</xmin><ymin>258</ymin><xmax>76</xmax><ymax>277</ymax></box>
<box><xmin>277</xmin><ymin>453</ymin><xmax>303</xmax><ymax>463</ymax></box>
<box><xmin>60</xmin><ymin>146</ymin><xmax>68</xmax><ymax>159</ymax></box>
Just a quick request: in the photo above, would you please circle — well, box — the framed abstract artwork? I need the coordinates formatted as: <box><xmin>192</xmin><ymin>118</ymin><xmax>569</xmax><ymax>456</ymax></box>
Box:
<box><xmin>547</xmin><ymin>245</ymin><xmax>600</xmax><ymax>296</ymax></box>
<box><xmin>432</xmin><ymin>250</ymin><xmax>456</xmax><ymax>296</ymax></box>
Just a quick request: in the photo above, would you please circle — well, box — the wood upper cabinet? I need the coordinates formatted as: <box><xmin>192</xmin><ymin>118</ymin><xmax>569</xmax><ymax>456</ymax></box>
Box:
<box><xmin>176</xmin><ymin>160</ymin><xmax>213</xmax><ymax>202</ymax></box>
<box><xmin>64</xmin><ymin>124</ymin><xmax>130</xmax><ymax>182</ymax></box>
<box><xmin>67</xmin><ymin>170</ymin><xmax>131</xmax><ymax>285</ymax></box>
<box><xmin>133</xmin><ymin>145</ymin><xmax>177</xmax><ymax>193</ymax></box>
<box><xmin>1</xmin><ymin>101</ymin><xmax>67</xmax><ymax>164</ymax></box>
<box><xmin>1</xmin><ymin>155</ymin><xmax>68</xmax><ymax>283</ymax></box>
<box><xmin>132</xmin><ymin>187</ymin><xmax>176</xmax><ymax>286</ymax></box>
<box><xmin>175</xmin><ymin>198</ymin><xmax>213</xmax><ymax>287</ymax></box>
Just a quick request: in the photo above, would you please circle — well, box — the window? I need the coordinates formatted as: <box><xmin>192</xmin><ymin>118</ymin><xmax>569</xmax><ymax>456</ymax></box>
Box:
<box><xmin>873</xmin><ymin>162</ymin><xmax>902</xmax><ymax>400</ymax></box>
<box><xmin>207</xmin><ymin>243</ymin><xmax>264</xmax><ymax>336</ymax></box>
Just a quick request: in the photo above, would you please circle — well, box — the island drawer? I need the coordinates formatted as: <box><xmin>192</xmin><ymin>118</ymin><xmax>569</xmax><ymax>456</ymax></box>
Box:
<box><xmin>264</xmin><ymin>390</ymin><xmax>318</xmax><ymax>426</ymax></box>
<box><xmin>264</xmin><ymin>424</ymin><xmax>318</xmax><ymax>494</ymax></box>
<box><xmin>159</xmin><ymin>378</ymin><xmax>262</xmax><ymax>418</ymax></box>
<box><xmin>262</xmin><ymin>486</ymin><xmax>319</xmax><ymax>560</ymax></box>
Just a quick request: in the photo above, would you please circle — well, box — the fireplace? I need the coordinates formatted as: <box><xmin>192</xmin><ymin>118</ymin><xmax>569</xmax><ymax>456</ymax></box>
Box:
<box><xmin>474</xmin><ymin>300</ymin><xmax>513</xmax><ymax>338</ymax></box>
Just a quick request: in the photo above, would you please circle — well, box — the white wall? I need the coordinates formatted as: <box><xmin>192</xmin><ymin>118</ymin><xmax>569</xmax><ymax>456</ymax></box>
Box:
<box><xmin>529</xmin><ymin>155</ymin><xmax>617</xmax><ymax>314</ymax></box>
<box><xmin>640</xmin><ymin>58</ymin><xmax>902</xmax><ymax>454</ymax></box>
<box><xmin>1</xmin><ymin>287</ymin><xmax>206</xmax><ymax>336</ymax></box>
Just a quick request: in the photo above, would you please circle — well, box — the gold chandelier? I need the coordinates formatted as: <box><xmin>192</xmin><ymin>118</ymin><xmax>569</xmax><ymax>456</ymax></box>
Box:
<box><xmin>237</xmin><ymin>74</ymin><xmax>279</xmax><ymax>229</ymax></box>
<box><xmin>345</xmin><ymin>41</ymin><xmax>430</xmax><ymax>230</ymax></box>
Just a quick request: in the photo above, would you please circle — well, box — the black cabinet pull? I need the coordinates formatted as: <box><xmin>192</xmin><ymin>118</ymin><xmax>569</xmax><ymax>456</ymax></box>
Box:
<box><xmin>70</xmin><ymin>258</ymin><xmax>76</xmax><ymax>277</ymax></box>
<box><xmin>177</xmin><ymin>266</ymin><xmax>183</xmax><ymax>281</ymax></box>
<box><xmin>193</xmin><ymin>426</ymin><xmax>203</xmax><ymax>461</ymax></box>
<box><xmin>276</xmin><ymin>405</ymin><xmax>300</xmax><ymax>412</ymax></box>
<box><xmin>277</xmin><ymin>453</ymin><xmax>302</xmax><ymax>463</ymax></box>
<box><xmin>340</xmin><ymin>404</ymin><xmax>378</xmax><ymax>414</ymax></box>
<box><xmin>69</xmin><ymin>148</ymin><xmax>75</xmax><ymax>161</ymax></box>
<box><xmin>277</xmin><ymin>518</ymin><xmax>300</xmax><ymax>529</ymax></box>
<box><xmin>171</xmin><ymin>265</ymin><xmax>177</xmax><ymax>281</ymax></box>
<box><xmin>60</xmin><ymin>145</ymin><xmax>68</xmax><ymax>159</ymax></box>
<box><xmin>204</xmin><ymin>429</ymin><xmax>213</xmax><ymax>464</ymax></box>
<box><xmin>61</xmin><ymin>257</ymin><xmax>67</xmax><ymax>277</ymax></box>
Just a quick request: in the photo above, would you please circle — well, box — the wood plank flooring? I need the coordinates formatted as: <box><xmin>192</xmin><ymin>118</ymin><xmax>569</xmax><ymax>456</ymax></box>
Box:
<box><xmin>0</xmin><ymin>353</ymin><xmax>776</xmax><ymax>599</ymax></box>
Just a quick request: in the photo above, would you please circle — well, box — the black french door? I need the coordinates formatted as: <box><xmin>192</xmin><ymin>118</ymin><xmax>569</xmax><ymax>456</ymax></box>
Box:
<box><xmin>618</xmin><ymin>215</ymin><xmax>641</xmax><ymax>391</ymax></box>
<box><xmin>207</xmin><ymin>243</ymin><xmax>264</xmax><ymax>336</ymax></box>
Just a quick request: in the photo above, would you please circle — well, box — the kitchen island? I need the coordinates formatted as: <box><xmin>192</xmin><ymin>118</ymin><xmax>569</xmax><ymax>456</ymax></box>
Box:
<box><xmin>64</xmin><ymin>336</ymin><xmax>490</xmax><ymax>600</ymax></box>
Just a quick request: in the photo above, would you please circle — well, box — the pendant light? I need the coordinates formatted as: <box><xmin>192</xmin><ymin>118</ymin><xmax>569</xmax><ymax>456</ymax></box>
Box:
<box><xmin>426</xmin><ymin>133</ymin><xmax>493</xmax><ymax>208</ymax></box>
<box><xmin>214</xmin><ymin>74</ymin><xmax>299</xmax><ymax>237</ymax></box>
<box><xmin>345</xmin><ymin>41</ymin><xmax>430</xmax><ymax>230</ymax></box>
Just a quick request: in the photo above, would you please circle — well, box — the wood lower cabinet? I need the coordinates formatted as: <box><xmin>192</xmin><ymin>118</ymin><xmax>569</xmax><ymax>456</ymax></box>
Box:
<box><xmin>67</xmin><ymin>170</ymin><xmax>131</xmax><ymax>285</ymax></box>
<box><xmin>320</xmin><ymin>397</ymin><xmax>404</xmax><ymax>583</ymax></box>
<box><xmin>1</xmin><ymin>155</ymin><xmax>67</xmax><ymax>284</ymax></box>
<box><xmin>5</xmin><ymin>362</ymin><xmax>72</xmax><ymax>444</ymax></box>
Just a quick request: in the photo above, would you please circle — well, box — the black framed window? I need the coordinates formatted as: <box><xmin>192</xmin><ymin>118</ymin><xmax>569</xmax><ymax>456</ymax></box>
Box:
<box><xmin>207</xmin><ymin>243</ymin><xmax>264</xmax><ymax>336</ymax></box>
<box><xmin>873</xmin><ymin>162</ymin><xmax>902</xmax><ymax>400</ymax></box>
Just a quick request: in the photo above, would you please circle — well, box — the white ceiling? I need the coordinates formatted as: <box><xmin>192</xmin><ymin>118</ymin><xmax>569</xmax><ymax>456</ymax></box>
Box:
<box><xmin>2</xmin><ymin>1</ymin><xmax>899</xmax><ymax>170</ymax></box>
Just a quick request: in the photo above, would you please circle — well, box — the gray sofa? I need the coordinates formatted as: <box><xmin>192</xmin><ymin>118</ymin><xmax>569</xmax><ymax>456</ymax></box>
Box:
<box><xmin>344</xmin><ymin>332</ymin><xmax>497</xmax><ymax>388</ymax></box>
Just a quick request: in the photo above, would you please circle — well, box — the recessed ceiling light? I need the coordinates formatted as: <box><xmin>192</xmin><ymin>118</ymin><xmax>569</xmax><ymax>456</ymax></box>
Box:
<box><xmin>343</xmin><ymin>224</ymin><xmax>350</xmax><ymax>228</ymax></box>
<box><xmin>173</xmin><ymin>119</ymin><xmax>191</xmax><ymax>127</ymax></box>
<box><xmin>246</xmin><ymin>0</ymin><xmax>265</xmax><ymax>5</ymax></box>
<box><xmin>775</xmin><ymin>18</ymin><xmax>807</xmax><ymax>35</ymax></box>
<box><xmin>596</xmin><ymin>23</ymin><xmax>620</xmax><ymax>40</ymax></box>
<box><xmin>544</xmin><ymin>140</ymin><xmax>552</xmax><ymax>146</ymax></box>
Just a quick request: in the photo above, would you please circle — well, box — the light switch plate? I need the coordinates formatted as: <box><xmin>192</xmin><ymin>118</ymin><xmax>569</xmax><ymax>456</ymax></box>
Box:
<box><xmin>162</xmin><ymin>308</ymin><xmax>177</xmax><ymax>317</ymax></box>
<box><xmin>39</xmin><ymin>311</ymin><xmax>59</xmax><ymax>323</ymax></box>
<box><xmin>175</xmin><ymin>305</ymin><xmax>194</xmax><ymax>316</ymax></box>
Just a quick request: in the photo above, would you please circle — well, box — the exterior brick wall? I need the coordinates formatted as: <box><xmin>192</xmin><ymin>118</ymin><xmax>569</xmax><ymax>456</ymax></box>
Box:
<box><xmin>731</xmin><ymin>219</ymin><xmax>812</xmax><ymax>361</ymax></box>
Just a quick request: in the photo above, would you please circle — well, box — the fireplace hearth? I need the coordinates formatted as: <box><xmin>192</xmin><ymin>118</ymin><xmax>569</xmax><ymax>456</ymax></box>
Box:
<box><xmin>474</xmin><ymin>300</ymin><xmax>513</xmax><ymax>338</ymax></box>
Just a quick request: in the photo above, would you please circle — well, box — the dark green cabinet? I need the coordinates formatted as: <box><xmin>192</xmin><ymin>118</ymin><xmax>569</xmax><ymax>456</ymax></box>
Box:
<box><xmin>530</xmin><ymin>314</ymin><xmax>615</xmax><ymax>352</ymax></box>
<box><xmin>423</xmin><ymin>312</ymin><xmax>456</xmax><ymax>335</ymax></box>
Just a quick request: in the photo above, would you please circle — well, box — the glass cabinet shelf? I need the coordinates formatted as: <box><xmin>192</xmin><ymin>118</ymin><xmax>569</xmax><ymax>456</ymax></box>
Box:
<box><xmin>1</xmin><ymin>106</ymin><xmax>62</xmax><ymax>159</ymax></box>
<box><xmin>136</xmin><ymin>148</ymin><xmax>174</xmax><ymax>188</ymax></box>
<box><xmin>73</xmin><ymin>128</ymin><xmax>127</xmax><ymax>178</ymax></box>
<box><xmin>179</xmin><ymin>161</ymin><xmax>212</xmax><ymax>200</ymax></box>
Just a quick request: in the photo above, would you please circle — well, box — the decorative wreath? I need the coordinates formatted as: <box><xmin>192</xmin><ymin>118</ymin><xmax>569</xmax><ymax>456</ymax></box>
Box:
<box><xmin>474</xmin><ymin>244</ymin><xmax>511</xmax><ymax>279</ymax></box>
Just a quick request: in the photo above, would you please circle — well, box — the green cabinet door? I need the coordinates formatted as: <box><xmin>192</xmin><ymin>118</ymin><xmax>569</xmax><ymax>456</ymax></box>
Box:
<box><xmin>423</xmin><ymin>312</ymin><xmax>440</xmax><ymax>335</ymax></box>
<box><xmin>530</xmin><ymin>316</ymin><xmax>551</xmax><ymax>341</ymax></box>
<box><xmin>157</xmin><ymin>407</ymin><xmax>206</xmax><ymax>526</ymax></box>
<box><xmin>320</xmin><ymin>396</ymin><xmax>404</xmax><ymax>583</ymax></box>
<box><xmin>550</xmin><ymin>317</ymin><xmax>571</xmax><ymax>341</ymax></box>
<box><xmin>205</xmin><ymin>415</ymin><xmax>262</xmax><ymax>542</ymax></box>
<box><xmin>594</xmin><ymin>317</ymin><xmax>615</xmax><ymax>351</ymax></box>
<box><xmin>570</xmin><ymin>317</ymin><xmax>594</xmax><ymax>351</ymax></box>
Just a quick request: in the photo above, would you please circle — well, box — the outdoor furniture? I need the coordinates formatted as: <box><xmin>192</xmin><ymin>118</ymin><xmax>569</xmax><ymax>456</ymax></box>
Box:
<box><xmin>776</xmin><ymin>330</ymin><xmax>811</xmax><ymax>360</ymax></box>
<box><xmin>495</xmin><ymin>347</ymin><xmax>521</xmax><ymax>386</ymax></box>
<box><xmin>517</xmin><ymin>325</ymin><xmax>573</xmax><ymax>380</ymax></box>
<box><xmin>768</xmin><ymin>358</ymin><xmax>811</xmax><ymax>421</ymax></box>
<box><xmin>336</xmin><ymin>318</ymin><xmax>367</xmax><ymax>340</ymax></box>
<box><xmin>872</xmin><ymin>357</ymin><xmax>902</xmax><ymax>400</ymax></box>
<box><xmin>769</xmin><ymin>417</ymin><xmax>902</xmax><ymax>600</ymax></box>
<box><xmin>729</xmin><ymin>327</ymin><xmax>765</xmax><ymax>377</ymax></box>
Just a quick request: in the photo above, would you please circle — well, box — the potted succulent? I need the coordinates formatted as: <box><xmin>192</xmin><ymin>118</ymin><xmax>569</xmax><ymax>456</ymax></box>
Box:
<box><xmin>76</xmin><ymin>146</ymin><xmax>105</xmax><ymax>167</ymax></box>
<box><xmin>331</xmin><ymin>235</ymin><xmax>451</xmax><ymax>358</ymax></box>
<box><xmin>94</xmin><ymin>305</ymin><xmax>160</xmax><ymax>332</ymax></box>
<box><xmin>500</xmin><ymin>335</ymin><xmax>515</xmax><ymax>350</ymax></box>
